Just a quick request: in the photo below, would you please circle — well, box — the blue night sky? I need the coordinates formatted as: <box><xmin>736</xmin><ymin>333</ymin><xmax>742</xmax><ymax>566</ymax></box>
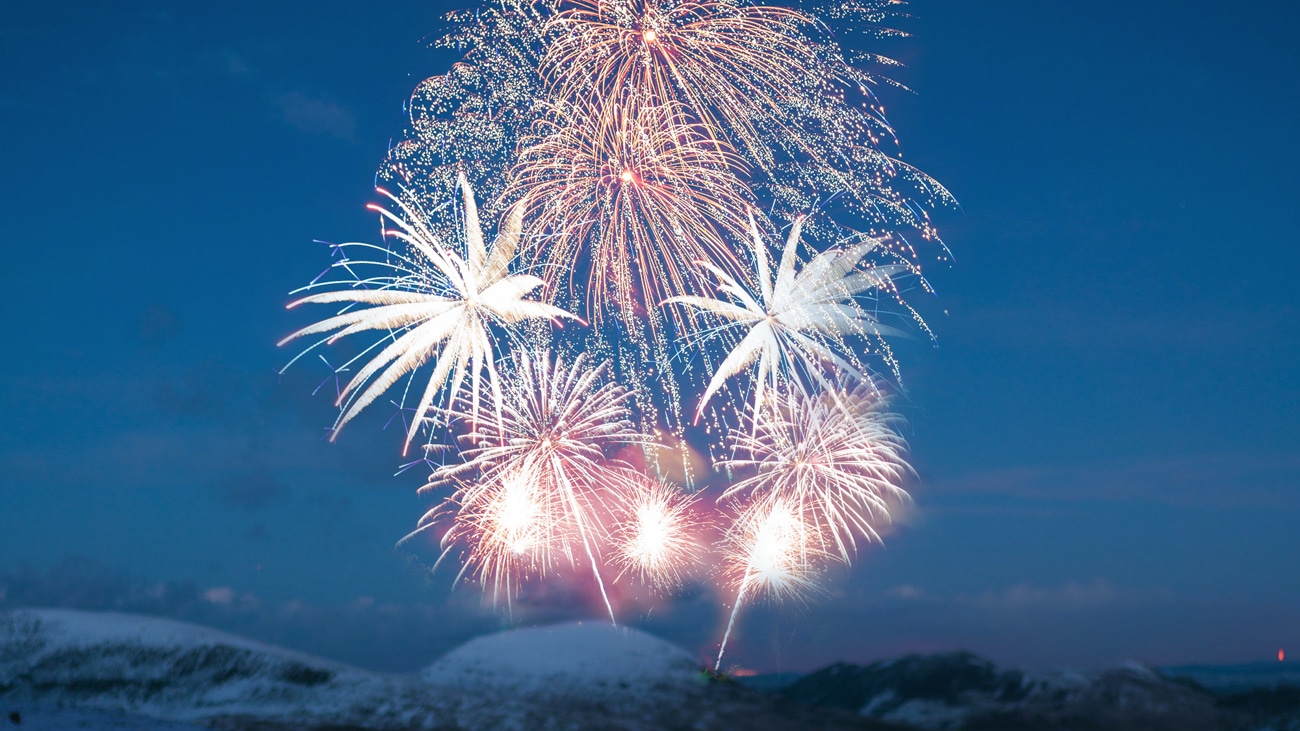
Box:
<box><xmin>1</xmin><ymin>0</ymin><xmax>1297</xmax><ymax>673</ymax></box>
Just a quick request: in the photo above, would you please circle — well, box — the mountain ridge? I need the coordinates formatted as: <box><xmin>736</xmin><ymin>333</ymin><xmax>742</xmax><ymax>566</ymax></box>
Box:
<box><xmin>3</xmin><ymin>608</ymin><xmax>1298</xmax><ymax>730</ymax></box>
<box><xmin>0</xmin><ymin>608</ymin><xmax>886</xmax><ymax>730</ymax></box>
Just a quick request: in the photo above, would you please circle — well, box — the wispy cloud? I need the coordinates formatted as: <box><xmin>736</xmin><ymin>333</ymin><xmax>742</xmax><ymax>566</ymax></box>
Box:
<box><xmin>273</xmin><ymin>92</ymin><xmax>357</xmax><ymax>139</ymax></box>
<box><xmin>928</xmin><ymin>452</ymin><xmax>1300</xmax><ymax>508</ymax></box>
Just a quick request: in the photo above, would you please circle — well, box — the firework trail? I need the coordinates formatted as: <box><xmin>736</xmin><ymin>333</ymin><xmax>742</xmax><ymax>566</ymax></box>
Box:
<box><xmin>711</xmin><ymin>382</ymin><xmax>910</xmax><ymax>667</ymax></box>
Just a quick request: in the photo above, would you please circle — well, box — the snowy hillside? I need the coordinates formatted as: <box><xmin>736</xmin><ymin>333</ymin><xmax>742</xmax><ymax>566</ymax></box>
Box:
<box><xmin>9</xmin><ymin>608</ymin><xmax>1293</xmax><ymax>730</ymax></box>
<box><xmin>0</xmin><ymin>608</ymin><xmax>877</xmax><ymax>730</ymax></box>
<box><xmin>423</xmin><ymin>621</ymin><xmax>702</xmax><ymax>691</ymax></box>
<box><xmin>0</xmin><ymin>608</ymin><xmax>439</xmax><ymax>729</ymax></box>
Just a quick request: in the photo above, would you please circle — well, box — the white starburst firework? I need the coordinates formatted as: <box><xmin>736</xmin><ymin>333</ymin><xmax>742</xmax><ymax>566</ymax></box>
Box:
<box><xmin>665</xmin><ymin>210</ymin><xmax>921</xmax><ymax>419</ymax></box>
<box><xmin>280</xmin><ymin>173</ymin><xmax>577</xmax><ymax>452</ymax></box>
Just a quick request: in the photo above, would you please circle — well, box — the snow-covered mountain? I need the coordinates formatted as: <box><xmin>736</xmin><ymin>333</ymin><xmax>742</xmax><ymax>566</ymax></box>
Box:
<box><xmin>782</xmin><ymin>651</ymin><xmax>1300</xmax><ymax>731</ymax></box>
<box><xmin>0</xmin><ymin>608</ymin><xmax>436</xmax><ymax>729</ymax></box>
<box><xmin>0</xmin><ymin>608</ymin><xmax>877</xmax><ymax>730</ymax></box>
<box><xmin>6</xmin><ymin>608</ymin><xmax>1297</xmax><ymax>730</ymax></box>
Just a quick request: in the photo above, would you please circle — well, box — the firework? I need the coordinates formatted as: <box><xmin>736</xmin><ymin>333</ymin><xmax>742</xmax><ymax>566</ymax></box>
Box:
<box><xmin>285</xmin><ymin>0</ymin><xmax>951</xmax><ymax>661</ymax></box>
<box><xmin>542</xmin><ymin>0</ymin><xmax>817</xmax><ymax>164</ymax></box>
<box><xmin>722</xmin><ymin>382</ymin><xmax>912</xmax><ymax>563</ymax></box>
<box><xmin>378</xmin><ymin>0</ymin><xmax>557</xmax><ymax>232</ymax></box>
<box><xmin>279</xmin><ymin>174</ymin><xmax>577</xmax><ymax>453</ymax></box>
<box><xmin>418</xmin><ymin>468</ymin><xmax>557</xmax><ymax>605</ymax></box>
<box><xmin>507</xmin><ymin>100</ymin><xmax>752</xmax><ymax>332</ymax></box>
<box><xmin>609</xmin><ymin>475</ymin><xmax>705</xmax><ymax>590</ymax></box>
<box><xmin>418</xmin><ymin>350</ymin><xmax>647</xmax><ymax>619</ymax></box>
<box><xmin>715</xmin><ymin>498</ymin><xmax>823</xmax><ymax>670</ymax></box>
<box><xmin>665</xmin><ymin>209</ymin><xmax>922</xmax><ymax>420</ymax></box>
<box><xmin>540</xmin><ymin>0</ymin><xmax>954</xmax><ymax>239</ymax></box>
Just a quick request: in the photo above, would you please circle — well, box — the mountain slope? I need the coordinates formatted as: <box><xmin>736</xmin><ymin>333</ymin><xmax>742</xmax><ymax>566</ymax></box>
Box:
<box><xmin>0</xmin><ymin>608</ymin><xmax>887</xmax><ymax>730</ymax></box>
<box><xmin>0</xmin><ymin>608</ymin><xmax>439</xmax><ymax>728</ymax></box>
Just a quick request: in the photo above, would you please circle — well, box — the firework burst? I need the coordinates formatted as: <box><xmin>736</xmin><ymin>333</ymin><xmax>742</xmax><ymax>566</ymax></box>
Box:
<box><xmin>715</xmin><ymin>498</ymin><xmax>823</xmax><ymax>669</ymax></box>
<box><xmin>665</xmin><ymin>209</ymin><xmax>924</xmax><ymax>420</ymax></box>
<box><xmin>542</xmin><ymin>0</ymin><xmax>817</xmax><ymax>163</ymax></box>
<box><xmin>507</xmin><ymin>100</ymin><xmax>752</xmax><ymax>332</ymax></box>
<box><xmin>608</xmin><ymin>475</ymin><xmax>705</xmax><ymax>590</ymax></box>
<box><xmin>416</xmin><ymin>350</ymin><xmax>646</xmax><ymax>619</ymax></box>
<box><xmin>722</xmin><ymin>382</ymin><xmax>913</xmax><ymax>564</ymax></box>
<box><xmin>710</xmin><ymin>383</ymin><xmax>910</xmax><ymax>668</ymax></box>
<box><xmin>285</xmin><ymin>0</ymin><xmax>950</xmax><ymax>665</ymax></box>
<box><xmin>280</xmin><ymin>174</ymin><xmax>576</xmax><ymax>452</ymax></box>
<box><xmin>540</xmin><ymin>0</ymin><xmax>954</xmax><ymax>239</ymax></box>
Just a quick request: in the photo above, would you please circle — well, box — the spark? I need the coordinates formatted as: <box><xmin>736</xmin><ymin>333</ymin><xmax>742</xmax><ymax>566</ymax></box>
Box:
<box><xmin>609</xmin><ymin>476</ymin><xmax>704</xmax><ymax>590</ymax></box>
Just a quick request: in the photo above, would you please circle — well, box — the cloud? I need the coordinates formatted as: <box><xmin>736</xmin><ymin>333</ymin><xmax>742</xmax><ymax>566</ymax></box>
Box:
<box><xmin>962</xmin><ymin>579</ymin><xmax>1169</xmax><ymax>611</ymax></box>
<box><xmin>928</xmin><ymin>452</ymin><xmax>1300</xmax><ymax>508</ymax></box>
<box><xmin>885</xmin><ymin>584</ymin><xmax>926</xmax><ymax>600</ymax></box>
<box><xmin>202</xmin><ymin>586</ymin><xmax>235</xmax><ymax>604</ymax></box>
<box><xmin>274</xmin><ymin>92</ymin><xmax>356</xmax><ymax>139</ymax></box>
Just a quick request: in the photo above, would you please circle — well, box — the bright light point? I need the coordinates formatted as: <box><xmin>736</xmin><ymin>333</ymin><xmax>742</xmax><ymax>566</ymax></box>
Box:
<box><xmin>1281</xmin><ymin>649</ymin><xmax>1286</xmax><ymax>662</ymax></box>
<box><xmin>643</xmin><ymin>29</ymin><xmax>658</xmax><ymax>43</ymax></box>
<box><xmin>620</xmin><ymin>170</ymin><xmax>634</xmax><ymax>183</ymax></box>
<box><xmin>613</xmin><ymin>479</ymin><xmax>701</xmax><ymax>589</ymax></box>
<box><xmin>491</xmin><ymin>479</ymin><xmax>539</xmax><ymax>555</ymax></box>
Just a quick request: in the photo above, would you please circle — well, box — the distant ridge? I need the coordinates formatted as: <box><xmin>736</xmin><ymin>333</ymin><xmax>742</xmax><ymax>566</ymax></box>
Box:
<box><xmin>781</xmin><ymin>651</ymin><xmax>1300</xmax><ymax>730</ymax></box>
